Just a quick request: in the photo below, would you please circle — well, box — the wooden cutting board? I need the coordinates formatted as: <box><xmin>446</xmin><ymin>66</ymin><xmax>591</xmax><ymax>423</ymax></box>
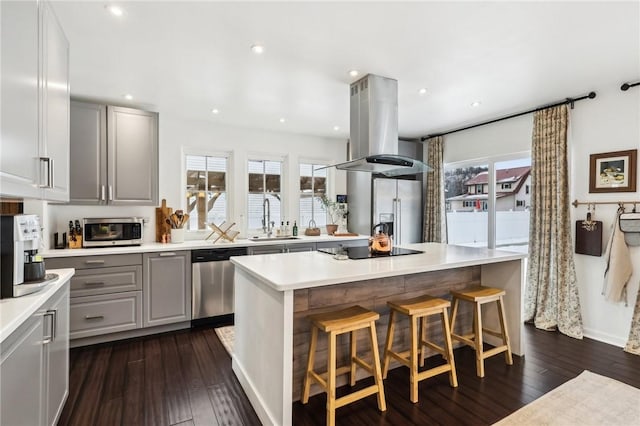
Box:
<box><xmin>155</xmin><ymin>199</ymin><xmax>172</xmax><ymax>242</ymax></box>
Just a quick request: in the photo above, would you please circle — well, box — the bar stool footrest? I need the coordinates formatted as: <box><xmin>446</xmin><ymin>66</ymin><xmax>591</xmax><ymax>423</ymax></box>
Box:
<box><xmin>416</xmin><ymin>363</ymin><xmax>453</xmax><ymax>381</ymax></box>
<box><xmin>335</xmin><ymin>385</ymin><xmax>380</xmax><ymax>409</ymax></box>
<box><xmin>481</xmin><ymin>345</ymin><xmax>508</xmax><ymax>359</ymax></box>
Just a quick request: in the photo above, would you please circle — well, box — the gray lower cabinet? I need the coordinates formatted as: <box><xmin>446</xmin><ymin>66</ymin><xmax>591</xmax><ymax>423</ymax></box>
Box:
<box><xmin>143</xmin><ymin>251</ymin><xmax>191</xmax><ymax>327</ymax></box>
<box><xmin>0</xmin><ymin>281</ymin><xmax>69</xmax><ymax>426</ymax></box>
<box><xmin>69</xmin><ymin>101</ymin><xmax>158</xmax><ymax>205</ymax></box>
<box><xmin>286</xmin><ymin>242</ymin><xmax>316</xmax><ymax>252</ymax></box>
<box><xmin>46</xmin><ymin>254</ymin><xmax>143</xmax><ymax>340</ymax></box>
<box><xmin>316</xmin><ymin>239</ymin><xmax>368</xmax><ymax>249</ymax></box>
<box><xmin>247</xmin><ymin>244</ymin><xmax>285</xmax><ymax>255</ymax></box>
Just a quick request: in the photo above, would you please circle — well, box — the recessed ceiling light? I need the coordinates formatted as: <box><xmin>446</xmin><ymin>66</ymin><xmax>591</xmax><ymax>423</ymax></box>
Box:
<box><xmin>106</xmin><ymin>5</ymin><xmax>124</xmax><ymax>16</ymax></box>
<box><xmin>419</xmin><ymin>88</ymin><xmax>427</xmax><ymax>95</ymax></box>
<box><xmin>279</xmin><ymin>118</ymin><xmax>286</xmax><ymax>123</ymax></box>
<box><xmin>251</xmin><ymin>44</ymin><xmax>264</xmax><ymax>54</ymax></box>
<box><xmin>333</xmin><ymin>125</ymin><xmax>340</xmax><ymax>131</ymax></box>
<box><xmin>123</xmin><ymin>94</ymin><xmax>133</xmax><ymax>100</ymax></box>
<box><xmin>211</xmin><ymin>109</ymin><xmax>219</xmax><ymax>114</ymax></box>
<box><xmin>349</xmin><ymin>70</ymin><xmax>359</xmax><ymax>77</ymax></box>
<box><xmin>471</xmin><ymin>101</ymin><xmax>482</xmax><ymax>107</ymax></box>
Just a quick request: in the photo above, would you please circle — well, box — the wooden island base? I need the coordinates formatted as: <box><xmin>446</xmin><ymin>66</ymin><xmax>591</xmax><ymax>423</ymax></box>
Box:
<box><xmin>292</xmin><ymin>266</ymin><xmax>480</xmax><ymax>401</ymax></box>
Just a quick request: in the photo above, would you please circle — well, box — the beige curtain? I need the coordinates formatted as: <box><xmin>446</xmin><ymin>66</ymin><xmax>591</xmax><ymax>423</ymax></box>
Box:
<box><xmin>524</xmin><ymin>105</ymin><xmax>583</xmax><ymax>339</ymax></box>
<box><xmin>423</xmin><ymin>136</ymin><xmax>446</xmax><ymax>243</ymax></box>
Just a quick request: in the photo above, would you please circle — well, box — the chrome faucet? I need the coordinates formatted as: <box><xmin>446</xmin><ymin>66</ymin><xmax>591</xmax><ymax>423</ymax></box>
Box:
<box><xmin>262</xmin><ymin>198</ymin><xmax>273</xmax><ymax>237</ymax></box>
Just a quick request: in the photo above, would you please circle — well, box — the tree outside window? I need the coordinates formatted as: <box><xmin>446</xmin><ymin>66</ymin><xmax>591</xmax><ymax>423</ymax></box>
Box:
<box><xmin>185</xmin><ymin>155</ymin><xmax>227</xmax><ymax>230</ymax></box>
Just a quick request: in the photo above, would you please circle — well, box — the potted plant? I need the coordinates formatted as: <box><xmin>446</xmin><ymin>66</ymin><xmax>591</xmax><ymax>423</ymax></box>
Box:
<box><xmin>319</xmin><ymin>195</ymin><xmax>345</xmax><ymax>235</ymax></box>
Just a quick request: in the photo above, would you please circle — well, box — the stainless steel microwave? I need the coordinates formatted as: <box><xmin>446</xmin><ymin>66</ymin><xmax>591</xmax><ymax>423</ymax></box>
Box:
<box><xmin>82</xmin><ymin>218</ymin><xmax>144</xmax><ymax>247</ymax></box>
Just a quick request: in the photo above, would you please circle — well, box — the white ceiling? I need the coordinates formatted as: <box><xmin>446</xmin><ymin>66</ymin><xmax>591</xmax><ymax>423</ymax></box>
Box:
<box><xmin>52</xmin><ymin>1</ymin><xmax>640</xmax><ymax>139</ymax></box>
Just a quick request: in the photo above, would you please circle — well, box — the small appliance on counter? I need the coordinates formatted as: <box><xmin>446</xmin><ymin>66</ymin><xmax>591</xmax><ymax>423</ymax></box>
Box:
<box><xmin>1</xmin><ymin>214</ymin><xmax>58</xmax><ymax>298</ymax></box>
<box><xmin>82</xmin><ymin>217</ymin><xmax>144</xmax><ymax>247</ymax></box>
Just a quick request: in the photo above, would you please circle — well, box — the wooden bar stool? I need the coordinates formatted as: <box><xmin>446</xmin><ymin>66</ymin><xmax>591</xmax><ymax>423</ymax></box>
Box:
<box><xmin>449</xmin><ymin>286</ymin><xmax>513</xmax><ymax>378</ymax></box>
<box><xmin>301</xmin><ymin>305</ymin><xmax>386</xmax><ymax>426</ymax></box>
<box><xmin>382</xmin><ymin>295</ymin><xmax>458</xmax><ymax>403</ymax></box>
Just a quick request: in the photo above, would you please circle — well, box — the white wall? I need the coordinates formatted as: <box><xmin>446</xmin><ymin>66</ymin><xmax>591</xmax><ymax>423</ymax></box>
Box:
<box><xmin>442</xmin><ymin>85</ymin><xmax>640</xmax><ymax>347</ymax></box>
<box><xmin>47</xmin><ymin>114</ymin><xmax>347</xmax><ymax>242</ymax></box>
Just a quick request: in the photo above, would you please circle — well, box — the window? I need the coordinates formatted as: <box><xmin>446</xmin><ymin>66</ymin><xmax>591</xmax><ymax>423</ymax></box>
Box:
<box><xmin>185</xmin><ymin>155</ymin><xmax>227</xmax><ymax>230</ymax></box>
<box><xmin>525</xmin><ymin>185</ymin><xmax>530</xmax><ymax>194</ymax></box>
<box><xmin>445</xmin><ymin>156</ymin><xmax>531</xmax><ymax>253</ymax></box>
<box><xmin>299</xmin><ymin>163</ymin><xmax>327</xmax><ymax>227</ymax></box>
<box><xmin>248</xmin><ymin>160</ymin><xmax>282</xmax><ymax>231</ymax></box>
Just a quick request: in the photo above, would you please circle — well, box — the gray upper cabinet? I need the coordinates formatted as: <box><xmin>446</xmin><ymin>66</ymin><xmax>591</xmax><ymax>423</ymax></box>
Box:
<box><xmin>69</xmin><ymin>102</ymin><xmax>158</xmax><ymax>205</ymax></box>
<box><xmin>0</xmin><ymin>0</ymin><xmax>70</xmax><ymax>201</ymax></box>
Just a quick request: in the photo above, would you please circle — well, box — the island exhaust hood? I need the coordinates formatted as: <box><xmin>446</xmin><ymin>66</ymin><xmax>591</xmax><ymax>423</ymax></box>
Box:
<box><xmin>331</xmin><ymin>74</ymin><xmax>431</xmax><ymax>176</ymax></box>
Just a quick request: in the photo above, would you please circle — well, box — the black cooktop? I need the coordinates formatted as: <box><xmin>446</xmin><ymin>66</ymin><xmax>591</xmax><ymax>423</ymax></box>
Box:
<box><xmin>318</xmin><ymin>246</ymin><xmax>424</xmax><ymax>260</ymax></box>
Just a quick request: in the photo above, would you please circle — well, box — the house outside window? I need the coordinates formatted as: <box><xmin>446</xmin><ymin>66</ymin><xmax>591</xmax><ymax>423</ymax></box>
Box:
<box><xmin>299</xmin><ymin>163</ymin><xmax>327</xmax><ymax>227</ymax></box>
<box><xmin>476</xmin><ymin>184</ymin><xmax>484</xmax><ymax>194</ymax></box>
<box><xmin>502</xmin><ymin>183</ymin><xmax>512</xmax><ymax>189</ymax></box>
<box><xmin>248</xmin><ymin>159</ymin><xmax>282</xmax><ymax>232</ymax></box>
<box><xmin>185</xmin><ymin>154</ymin><xmax>228</xmax><ymax>230</ymax></box>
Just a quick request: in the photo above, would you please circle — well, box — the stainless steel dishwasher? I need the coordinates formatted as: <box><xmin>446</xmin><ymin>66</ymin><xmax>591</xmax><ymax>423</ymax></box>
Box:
<box><xmin>191</xmin><ymin>247</ymin><xmax>247</xmax><ymax>327</ymax></box>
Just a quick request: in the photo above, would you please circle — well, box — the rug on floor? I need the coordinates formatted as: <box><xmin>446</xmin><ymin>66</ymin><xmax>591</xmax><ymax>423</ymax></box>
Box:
<box><xmin>214</xmin><ymin>325</ymin><xmax>234</xmax><ymax>356</ymax></box>
<box><xmin>493</xmin><ymin>370</ymin><xmax>640</xmax><ymax>425</ymax></box>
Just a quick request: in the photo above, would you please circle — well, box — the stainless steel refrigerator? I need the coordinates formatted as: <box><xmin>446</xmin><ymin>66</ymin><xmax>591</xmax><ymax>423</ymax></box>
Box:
<box><xmin>373</xmin><ymin>178</ymin><xmax>422</xmax><ymax>245</ymax></box>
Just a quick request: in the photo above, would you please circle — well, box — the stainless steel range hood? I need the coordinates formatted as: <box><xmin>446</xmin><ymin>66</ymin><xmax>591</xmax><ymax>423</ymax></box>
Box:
<box><xmin>334</xmin><ymin>74</ymin><xmax>431</xmax><ymax>176</ymax></box>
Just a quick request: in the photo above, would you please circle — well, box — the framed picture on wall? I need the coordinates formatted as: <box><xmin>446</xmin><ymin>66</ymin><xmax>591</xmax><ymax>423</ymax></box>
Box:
<box><xmin>589</xmin><ymin>149</ymin><xmax>637</xmax><ymax>193</ymax></box>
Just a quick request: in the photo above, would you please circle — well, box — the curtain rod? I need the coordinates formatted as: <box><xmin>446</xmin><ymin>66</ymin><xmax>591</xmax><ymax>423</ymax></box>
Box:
<box><xmin>572</xmin><ymin>199</ymin><xmax>640</xmax><ymax>208</ymax></box>
<box><xmin>421</xmin><ymin>91</ymin><xmax>596</xmax><ymax>141</ymax></box>
<box><xmin>621</xmin><ymin>81</ymin><xmax>640</xmax><ymax>91</ymax></box>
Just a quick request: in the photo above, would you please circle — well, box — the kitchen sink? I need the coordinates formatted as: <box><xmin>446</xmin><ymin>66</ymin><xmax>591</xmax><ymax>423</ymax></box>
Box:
<box><xmin>248</xmin><ymin>236</ymin><xmax>300</xmax><ymax>242</ymax></box>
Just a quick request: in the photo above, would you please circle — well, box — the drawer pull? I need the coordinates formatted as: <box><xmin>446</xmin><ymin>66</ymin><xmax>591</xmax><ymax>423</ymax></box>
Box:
<box><xmin>159</xmin><ymin>252</ymin><xmax>176</xmax><ymax>257</ymax></box>
<box><xmin>84</xmin><ymin>315</ymin><xmax>105</xmax><ymax>320</ymax></box>
<box><xmin>84</xmin><ymin>281</ymin><xmax>105</xmax><ymax>286</ymax></box>
<box><xmin>85</xmin><ymin>260</ymin><xmax>105</xmax><ymax>265</ymax></box>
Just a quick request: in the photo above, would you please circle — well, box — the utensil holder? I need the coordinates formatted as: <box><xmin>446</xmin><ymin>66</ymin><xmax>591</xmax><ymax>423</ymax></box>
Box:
<box><xmin>171</xmin><ymin>228</ymin><xmax>185</xmax><ymax>243</ymax></box>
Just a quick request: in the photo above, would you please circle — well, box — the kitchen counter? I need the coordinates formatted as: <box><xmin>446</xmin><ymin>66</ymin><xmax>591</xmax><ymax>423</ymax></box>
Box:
<box><xmin>231</xmin><ymin>242</ymin><xmax>526</xmax><ymax>291</ymax></box>
<box><xmin>41</xmin><ymin>234</ymin><xmax>368</xmax><ymax>258</ymax></box>
<box><xmin>230</xmin><ymin>243</ymin><xmax>527</xmax><ymax>425</ymax></box>
<box><xmin>0</xmin><ymin>268</ymin><xmax>74</xmax><ymax>342</ymax></box>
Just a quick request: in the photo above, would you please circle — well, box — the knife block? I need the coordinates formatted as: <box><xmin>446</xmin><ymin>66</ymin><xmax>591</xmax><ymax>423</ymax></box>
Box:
<box><xmin>68</xmin><ymin>236</ymin><xmax>82</xmax><ymax>249</ymax></box>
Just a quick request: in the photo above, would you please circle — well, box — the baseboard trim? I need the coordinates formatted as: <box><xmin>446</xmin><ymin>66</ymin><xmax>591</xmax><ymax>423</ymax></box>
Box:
<box><xmin>583</xmin><ymin>327</ymin><xmax>627</xmax><ymax>348</ymax></box>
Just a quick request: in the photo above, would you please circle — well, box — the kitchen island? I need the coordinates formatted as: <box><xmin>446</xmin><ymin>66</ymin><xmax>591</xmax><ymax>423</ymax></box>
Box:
<box><xmin>230</xmin><ymin>243</ymin><xmax>527</xmax><ymax>426</ymax></box>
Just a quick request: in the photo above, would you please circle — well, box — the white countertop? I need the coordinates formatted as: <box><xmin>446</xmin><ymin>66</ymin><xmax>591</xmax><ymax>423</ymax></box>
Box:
<box><xmin>41</xmin><ymin>234</ymin><xmax>368</xmax><ymax>258</ymax></box>
<box><xmin>231</xmin><ymin>243</ymin><xmax>527</xmax><ymax>291</ymax></box>
<box><xmin>0</xmin><ymin>269</ymin><xmax>74</xmax><ymax>343</ymax></box>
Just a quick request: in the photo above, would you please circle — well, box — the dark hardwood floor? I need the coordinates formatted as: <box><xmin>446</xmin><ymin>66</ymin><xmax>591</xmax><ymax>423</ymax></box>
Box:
<box><xmin>59</xmin><ymin>324</ymin><xmax>640</xmax><ymax>426</ymax></box>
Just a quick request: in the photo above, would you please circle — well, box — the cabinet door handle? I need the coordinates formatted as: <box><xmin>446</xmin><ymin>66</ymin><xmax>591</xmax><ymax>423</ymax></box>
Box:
<box><xmin>85</xmin><ymin>260</ymin><xmax>105</xmax><ymax>265</ymax></box>
<box><xmin>101</xmin><ymin>185</ymin><xmax>106</xmax><ymax>201</ymax></box>
<box><xmin>49</xmin><ymin>309</ymin><xmax>57</xmax><ymax>341</ymax></box>
<box><xmin>84</xmin><ymin>281</ymin><xmax>105</xmax><ymax>286</ymax></box>
<box><xmin>84</xmin><ymin>315</ymin><xmax>104</xmax><ymax>320</ymax></box>
<box><xmin>43</xmin><ymin>311</ymin><xmax>55</xmax><ymax>344</ymax></box>
<box><xmin>108</xmin><ymin>185</ymin><xmax>113</xmax><ymax>201</ymax></box>
<box><xmin>159</xmin><ymin>252</ymin><xmax>176</xmax><ymax>257</ymax></box>
<box><xmin>39</xmin><ymin>157</ymin><xmax>54</xmax><ymax>188</ymax></box>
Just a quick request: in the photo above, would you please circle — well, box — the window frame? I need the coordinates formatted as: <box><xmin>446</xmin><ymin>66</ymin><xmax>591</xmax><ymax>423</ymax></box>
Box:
<box><xmin>246</xmin><ymin>154</ymin><xmax>286</xmax><ymax>234</ymax></box>
<box><xmin>298</xmin><ymin>160</ymin><xmax>331</xmax><ymax>229</ymax></box>
<box><xmin>444</xmin><ymin>151</ymin><xmax>530</xmax><ymax>249</ymax></box>
<box><xmin>182</xmin><ymin>149</ymin><xmax>232</xmax><ymax>233</ymax></box>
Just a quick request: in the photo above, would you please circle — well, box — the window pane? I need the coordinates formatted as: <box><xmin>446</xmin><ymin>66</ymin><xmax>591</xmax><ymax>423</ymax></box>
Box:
<box><xmin>185</xmin><ymin>155</ymin><xmax>227</xmax><ymax>230</ymax></box>
<box><xmin>495</xmin><ymin>158</ymin><xmax>531</xmax><ymax>253</ymax></box>
<box><xmin>247</xmin><ymin>160</ymin><xmax>283</xmax><ymax>232</ymax></box>
<box><xmin>445</xmin><ymin>164</ymin><xmax>489</xmax><ymax>247</ymax></box>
